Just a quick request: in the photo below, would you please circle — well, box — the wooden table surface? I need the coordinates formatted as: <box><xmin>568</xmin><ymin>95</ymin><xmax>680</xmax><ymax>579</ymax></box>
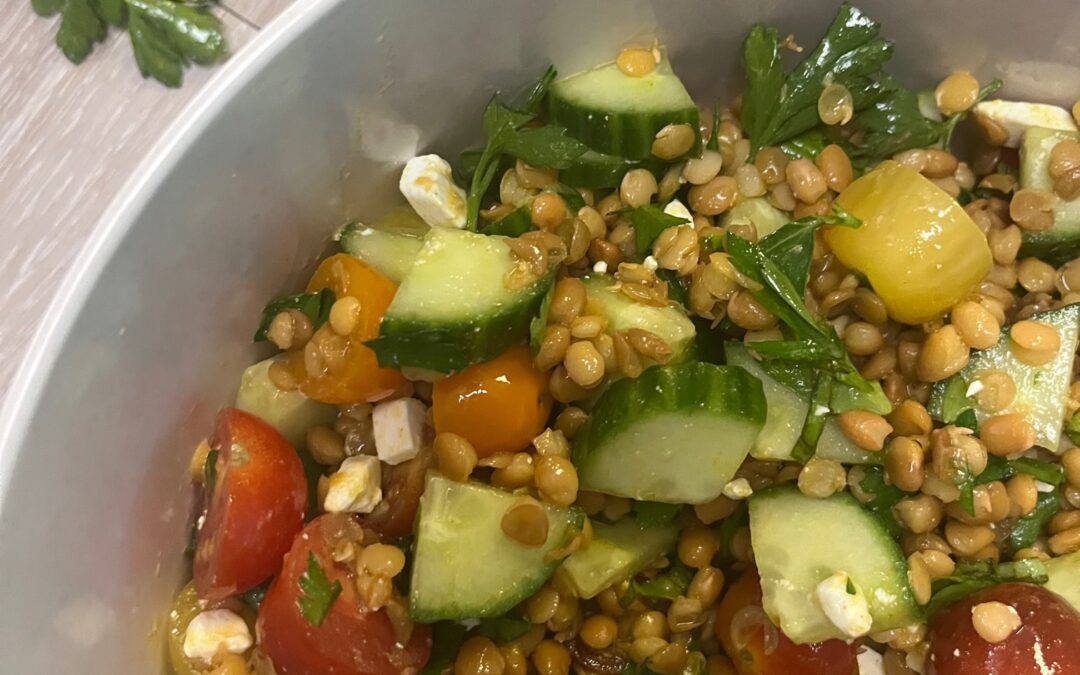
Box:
<box><xmin>0</xmin><ymin>1</ymin><xmax>295</xmax><ymax>403</ymax></box>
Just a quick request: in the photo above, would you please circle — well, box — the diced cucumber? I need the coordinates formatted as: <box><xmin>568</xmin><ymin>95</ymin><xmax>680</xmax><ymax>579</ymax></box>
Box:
<box><xmin>368</xmin><ymin>227</ymin><xmax>554</xmax><ymax>373</ymax></box>
<box><xmin>721</xmin><ymin>197</ymin><xmax>790</xmax><ymax>238</ymax></box>
<box><xmin>234</xmin><ymin>357</ymin><xmax>338</xmax><ymax>449</ymax></box>
<box><xmin>572</xmin><ymin>362</ymin><xmax>766</xmax><ymax>504</ymax></box>
<box><xmin>1019</xmin><ymin>127</ymin><xmax>1080</xmax><ymax>258</ymax></box>
<box><xmin>548</xmin><ymin>56</ymin><xmax>700</xmax><ymax>160</ymax></box>
<box><xmin>583</xmin><ymin>275</ymin><xmax>696</xmax><ymax>365</ymax></box>
<box><xmin>561</xmin><ymin>518</ymin><xmax>678</xmax><ymax>599</ymax></box>
<box><xmin>724</xmin><ymin>343</ymin><xmax>808</xmax><ymax>461</ymax></box>
<box><xmin>409</xmin><ymin>472</ymin><xmax>584</xmax><ymax>621</ymax></box>
<box><xmin>815</xmin><ymin>417</ymin><xmax>881</xmax><ymax>465</ymax></box>
<box><xmin>749</xmin><ymin>486</ymin><xmax>920</xmax><ymax>644</ymax></box>
<box><xmin>559</xmin><ymin>151</ymin><xmax>664</xmax><ymax>190</ymax></box>
<box><xmin>928</xmin><ymin>304</ymin><xmax>1080</xmax><ymax>452</ymax></box>
<box><xmin>1045</xmin><ymin>549</ymin><xmax>1080</xmax><ymax>613</ymax></box>
<box><xmin>336</xmin><ymin>206</ymin><xmax>429</xmax><ymax>284</ymax></box>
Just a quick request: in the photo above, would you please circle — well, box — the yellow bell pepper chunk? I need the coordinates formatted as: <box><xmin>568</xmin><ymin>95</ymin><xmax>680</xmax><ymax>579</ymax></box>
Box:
<box><xmin>827</xmin><ymin>161</ymin><xmax>991</xmax><ymax>324</ymax></box>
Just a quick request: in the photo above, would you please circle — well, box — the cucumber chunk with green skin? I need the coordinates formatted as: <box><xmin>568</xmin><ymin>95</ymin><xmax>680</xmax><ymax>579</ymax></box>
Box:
<box><xmin>721</xmin><ymin>197</ymin><xmax>790</xmax><ymax>239</ymax></box>
<box><xmin>750</xmin><ymin>486</ymin><xmax>920</xmax><ymax>644</ymax></box>
<box><xmin>336</xmin><ymin>209</ymin><xmax>428</xmax><ymax>284</ymax></box>
<box><xmin>368</xmin><ymin>227</ymin><xmax>554</xmax><ymax>373</ymax></box>
<box><xmin>1019</xmin><ymin>127</ymin><xmax>1080</xmax><ymax>258</ymax></box>
<box><xmin>559</xmin><ymin>151</ymin><xmax>664</xmax><ymax>190</ymax></box>
<box><xmin>234</xmin><ymin>357</ymin><xmax>338</xmax><ymax>449</ymax></box>
<box><xmin>572</xmin><ymin>363</ymin><xmax>766</xmax><ymax>504</ymax></box>
<box><xmin>561</xmin><ymin>518</ymin><xmax>678</xmax><ymax>599</ymax></box>
<box><xmin>815</xmin><ymin>417</ymin><xmax>881</xmax><ymax>465</ymax></box>
<box><xmin>583</xmin><ymin>275</ymin><xmax>696</xmax><ymax>365</ymax></box>
<box><xmin>548</xmin><ymin>57</ymin><xmax>700</xmax><ymax>161</ymax></box>
<box><xmin>928</xmin><ymin>304</ymin><xmax>1080</xmax><ymax>451</ymax></box>
<box><xmin>409</xmin><ymin>472</ymin><xmax>584</xmax><ymax>621</ymax></box>
<box><xmin>1045</xmin><ymin>549</ymin><xmax>1080</xmax><ymax>613</ymax></box>
<box><xmin>724</xmin><ymin>343</ymin><xmax>808</xmax><ymax>461</ymax></box>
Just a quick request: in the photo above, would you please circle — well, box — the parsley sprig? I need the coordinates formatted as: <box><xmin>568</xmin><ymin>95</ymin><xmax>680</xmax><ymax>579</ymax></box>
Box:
<box><xmin>32</xmin><ymin>0</ymin><xmax>227</xmax><ymax>87</ymax></box>
<box><xmin>927</xmin><ymin>558</ymin><xmax>1048</xmax><ymax>615</ymax></box>
<box><xmin>296</xmin><ymin>552</ymin><xmax>342</xmax><ymax>626</ymax></box>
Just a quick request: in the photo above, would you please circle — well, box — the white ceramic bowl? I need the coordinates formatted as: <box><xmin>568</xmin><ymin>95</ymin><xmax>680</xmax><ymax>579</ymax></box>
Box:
<box><xmin>2</xmin><ymin>0</ymin><xmax>1078</xmax><ymax>671</ymax></box>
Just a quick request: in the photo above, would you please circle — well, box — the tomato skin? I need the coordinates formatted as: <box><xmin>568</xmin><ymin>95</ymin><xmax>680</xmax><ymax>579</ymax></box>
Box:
<box><xmin>289</xmin><ymin>254</ymin><xmax>406</xmax><ymax>405</ymax></box>
<box><xmin>432</xmin><ymin>345</ymin><xmax>552</xmax><ymax>457</ymax></box>
<box><xmin>258</xmin><ymin>514</ymin><xmax>431</xmax><ymax>675</ymax></box>
<box><xmin>194</xmin><ymin>408</ymin><xmax>307</xmax><ymax>600</ymax></box>
<box><xmin>928</xmin><ymin>583</ymin><xmax>1080</xmax><ymax>675</ymax></box>
<box><xmin>716</xmin><ymin>571</ymin><xmax>858</xmax><ymax>675</ymax></box>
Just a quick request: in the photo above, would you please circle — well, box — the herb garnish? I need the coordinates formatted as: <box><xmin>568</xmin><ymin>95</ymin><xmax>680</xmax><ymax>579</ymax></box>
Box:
<box><xmin>296</xmin><ymin>552</ymin><xmax>343</xmax><ymax>626</ymax></box>
<box><xmin>33</xmin><ymin>0</ymin><xmax>227</xmax><ymax>87</ymax></box>
<box><xmin>254</xmin><ymin>289</ymin><xmax>336</xmax><ymax>343</ymax></box>
<box><xmin>927</xmin><ymin>558</ymin><xmax>1048</xmax><ymax>615</ymax></box>
<box><xmin>631</xmin><ymin>205</ymin><xmax>691</xmax><ymax>258</ymax></box>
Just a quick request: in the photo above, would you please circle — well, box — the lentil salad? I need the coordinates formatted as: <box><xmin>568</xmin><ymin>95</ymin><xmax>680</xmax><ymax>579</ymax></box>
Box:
<box><xmin>168</xmin><ymin>5</ymin><xmax>1080</xmax><ymax>675</ymax></box>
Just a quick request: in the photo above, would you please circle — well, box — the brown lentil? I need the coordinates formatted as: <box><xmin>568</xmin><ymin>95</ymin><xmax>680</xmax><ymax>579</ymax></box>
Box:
<box><xmin>1009</xmin><ymin>319</ymin><xmax>1061</xmax><ymax>366</ymax></box>
<box><xmin>785</xmin><ymin>159</ymin><xmax>828</xmax><ymax>203</ymax></box>
<box><xmin>1010</xmin><ymin>189</ymin><xmax>1056</xmax><ymax>232</ymax></box>
<box><xmin>624</xmin><ymin>328</ymin><xmax>674</xmax><ymax>364</ymax></box>
<box><xmin>683</xmin><ymin>150</ymin><xmax>724</xmax><ymax>185</ymax></box>
<box><xmin>535</xmin><ymin>455</ymin><xmax>578</xmax><ymax>506</ymax></box>
<box><xmin>917</xmin><ymin>325</ymin><xmax>970</xmax><ymax>382</ymax></box>
<box><xmin>1016</xmin><ymin>257</ymin><xmax>1056</xmax><ymax>293</ymax></box>
<box><xmin>734</xmin><ymin>163</ymin><xmax>767</xmax><ymax>197</ymax></box>
<box><xmin>616</xmin><ymin>47</ymin><xmax>657</xmax><ymax>77</ymax></box>
<box><xmin>1054</xmin><ymin>168</ymin><xmax>1080</xmax><ymax>200</ymax></box>
<box><xmin>531</xmin><ymin>639</ymin><xmax>571</xmax><ymax>675</ymax></box>
<box><xmin>951</xmin><ymin>300</ymin><xmax>1001</xmax><ymax>350</ymax></box>
<box><xmin>922</xmin><ymin>149</ymin><xmax>959</xmax><ymax>179</ymax></box>
<box><xmin>613</xmin><ymin>331</ymin><xmax>644</xmax><ymax>378</ymax></box>
<box><xmin>500</xmin><ymin>498</ymin><xmax>549</xmax><ymax>548</ymax></box>
<box><xmin>621</xmin><ymin>168</ymin><xmax>659</xmax><ymax>208</ymax></box>
<box><xmin>767</xmin><ymin>182</ymin><xmax>797</xmax><ymax>212</ymax></box>
<box><xmin>434</xmin><ymin>432</ymin><xmax>478</xmax><ymax>482</ymax></box>
<box><xmin>837</xmin><ymin>410</ymin><xmax>894</xmax><ymax>452</ymax></box>
<box><xmin>971</xmin><ymin>370</ymin><xmax>1017</xmax><ymax>412</ymax></box>
<box><xmin>727</xmin><ymin>290</ymin><xmax>777</xmax><ymax>330</ymax></box>
<box><xmin>328</xmin><ymin>296</ymin><xmax>361</xmax><ymax>337</ymax></box>
<box><xmin>1063</xmin><ymin>447</ymin><xmax>1080</xmax><ymax>488</ymax></box>
<box><xmin>579</xmin><ymin>614</ymin><xmax>618</xmax><ymax>649</ymax></box>
<box><xmin>815</xmin><ymin>144</ymin><xmax>854</xmax><ymax>192</ymax></box>
<box><xmin>987</xmin><ymin>225</ymin><xmax>1022</xmax><ymax>265</ymax></box>
<box><xmin>970</xmin><ymin>601</ymin><xmax>1022</xmax><ymax>643</ymax></box>
<box><xmin>886</xmin><ymin>437</ymin><xmax>926</xmax><ymax>492</ymax></box>
<box><xmin>1051</xmin><ymin>528</ymin><xmax>1080</xmax><ymax>556</ymax></box>
<box><xmin>888</xmin><ymin>400</ymin><xmax>932</xmax><ymax>437</ymax></box>
<box><xmin>491</xmin><ymin>453</ymin><xmax>536</xmax><ymax>489</ymax></box>
<box><xmin>935</xmin><ymin>71</ymin><xmax>980</xmax><ymax>115</ymax></box>
<box><xmin>907</xmin><ymin>553</ymin><xmax>932</xmax><ymax>605</ymax></box>
<box><xmin>516</xmin><ymin>160</ymin><xmax>558</xmax><ymax>189</ymax></box>
<box><xmin>861</xmin><ymin>347</ymin><xmax>897</xmax><ymax>380</ymax></box>
<box><xmin>678</xmin><ymin>525</ymin><xmax>719</xmax><ymax>568</ymax></box>
<box><xmin>531</xmin><ymin>193</ymin><xmax>567</xmax><ymax>231</ymax></box>
<box><xmin>569</xmin><ymin>315</ymin><xmax>606</xmax><ymax>340</ymax></box>
<box><xmin>307</xmin><ymin>425</ymin><xmax>347</xmax><ymax>465</ymax></box>
<box><xmin>843</xmin><ymin>321</ymin><xmax>885</xmax><ymax>356</ymax></box>
<box><xmin>688</xmin><ymin>176</ymin><xmax>738</xmax><ymax>216</ymax></box>
<box><xmin>797</xmin><ymin>458</ymin><xmax>847</xmax><ymax>498</ymax></box>
<box><xmin>652</xmin><ymin>124</ymin><xmax>697</xmax><ymax>160</ymax></box>
<box><xmin>979</xmin><ymin>413</ymin><xmax>1036</xmax><ymax>457</ymax></box>
<box><xmin>973</xmin><ymin>112</ymin><xmax>1010</xmax><ymax>146</ymax></box>
<box><xmin>548</xmin><ymin>278</ymin><xmax>586</xmax><ymax>326</ymax></box>
<box><xmin>945</xmin><ymin>520</ymin><xmax>995</xmax><ymax>556</ymax></box>
<box><xmin>817</xmin><ymin>82</ymin><xmax>854</xmax><ymax>125</ymax></box>
<box><xmin>535</xmin><ymin>325</ymin><xmax>571</xmax><ymax>371</ymax></box>
<box><xmin>754</xmin><ymin>147</ymin><xmax>789</xmax><ymax>185</ymax></box>
<box><xmin>688</xmin><ymin>566</ymin><xmax>724</xmax><ymax>606</ymax></box>
<box><xmin>894</xmin><ymin>495</ymin><xmax>943</xmax><ymax>534</ymax></box>
<box><xmin>694</xmin><ymin>495</ymin><xmax>738</xmax><ymax>525</ymax></box>
<box><xmin>653</xmin><ymin>225</ymin><xmax>700</xmax><ymax>277</ymax></box>
<box><xmin>267</xmin><ymin>309</ymin><xmax>313</xmax><ymax>350</ymax></box>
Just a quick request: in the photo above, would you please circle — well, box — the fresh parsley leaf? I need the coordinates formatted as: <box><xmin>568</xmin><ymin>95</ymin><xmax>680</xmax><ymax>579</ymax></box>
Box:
<box><xmin>128</xmin><ymin>10</ymin><xmax>183</xmax><ymax>87</ymax></box>
<box><xmin>483</xmin><ymin>205</ymin><xmax>534</xmax><ymax>237</ymax></box>
<box><xmin>842</xmin><ymin>76</ymin><xmax>940</xmax><ymax>166</ymax></box>
<box><xmin>858</xmin><ymin>465</ymin><xmax>905</xmax><ymax>537</ymax></box>
<box><xmin>1066</xmin><ymin>411</ymin><xmax>1080</xmax><ymax>446</ymax></box>
<box><xmin>927</xmin><ymin>558</ymin><xmax>1048</xmax><ymax>615</ymax></box>
<box><xmin>780</xmin><ymin>128</ymin><xmax>829</xmax><ymax>160</ymax></box>
<box><xmin>700</xmin><ymin>231</ymin><xmax>725</xmax><ymax>255</ymax></box>
<box><xmin>475</xmin><ymin>614</ymin><xmax>532</xmax><ymax>642</ymax></box>
<box><xmin>632</xmin><ymin>563</ymin><xmax>694</xmax><ymax>602</ymax></box>
<box><xmin>296</xmin><ymin>552</ymin><xmax>343</xmax><ymax>626</ymax></box>
<box><xmin>56</xmin><ymin>0</ymin><xmax>106</xmax><ymax>63</ymax></box>
<box><xmin>520</xmin><ymin>65</ymin><xmax>556</xmax><ymax>114</ymax></box>
<box><xmin>502</xmin><ymin>125</ymin><xmax>589</xmax><ymax>170</ymax></box>
<box><xmin>760</xmin><ymin>360</ymin><xmax>818</xmax><ymax>399</ymax></box>
<box><xmin>1008</xmin><ymin>457</ymin><xmax>1065</xmax><ymax>486</ymax></box>
<box><xmin>295</xmin><ymin>446</ymin><xmax>324</xmax><ymax>521</ymax></box>
<box><xmin>203</xmin><ymin>448</ymin><xmax>219</xmax><ymax>495</ymax></box>
<box><xmin>127</xmin><ymin>0</ymin><xmax>225</xmax><ymax>64</ymax></box>
<box><xmin>657</xmin><ymin>269</ymin><xmax>689</xmax><ymax>308</ymax></box>
<box><xmin>713</xmin><ymin>502</ymin><xmax>749</xmax><ymax>567</ymax></box>
<box><xmin>743</xmin><ymin>4</ymin><xmax>894</xmax><ymax>153</ymax></box>
<box><xmin>706</xmin><ymin>105</ymin><xmax>723</xmax><ymax>151</ymax></box>
<box><xmin>32</xmin><ymin>0</ymin><xmax>64</xmax><ymax>15</ymax></box>
<box><xmin>955</xmin><ymin>464</ymin><xmax>977</xmax><ymax>517</ymax></box>
<box><xmin>556</xmin><ymin>185</ymin><xmax>587</xmax><ymax>212</ymax></box>
<box><xmin>254</xmin><ymin>288</ymin><xmax>336</xmax><ymax>342</ymax></box>
<box><xmin>954</xmin><ymin>408</ymin><xmax>979</xmax><ymax>433</ymax></box>
<box><xmin>758</xmin><ymin>204</ymin><xmax>861</xmax><ymax>292</ymax></box>
<box><xmin>939</xmin><ymin>79</ymin><xmax>1003</xmax><ymax>147</ymax></box>
<box><xmin>93</xmin><ymin>0</ymin><xmax>126</xmax><ymax>25</ymax></box>
<box><xmin>1002</xmin><ymin>489</ymin><xmax>1060</xmax><ymax>556</ymax></box>
<box><xmin>938</xmin><ymin>376</ymin><xmax>973</xmax><ymax>424</ymax></box>
<box><xmin>529</xmin><ymin>283</ymin><xmax>555</xmax><ymax>354</ymax></box>
<box><xmin>632</xmin><ymin>501</ymin><xmax>683</xmax><ymax>528</ymax></box>
<box><xmin>631</xmin><ymin>204</ymin><xmax>691</xmax><ymax>258</ymax></box>
<box><xmin>421</xmin><ymin>622</ymin><xmax>469</xmax><ymax>675</ymax></box>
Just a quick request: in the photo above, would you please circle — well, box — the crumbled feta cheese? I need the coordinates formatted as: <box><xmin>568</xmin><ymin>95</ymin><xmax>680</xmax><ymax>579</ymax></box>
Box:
<box><xmin>593</xmin><ymin>260</ymin><xmax>609</xmax><ymax>274</ymax></box>
<box><xmin>372</xmin><ymin>398</ymin><xmax>428</xmax><ymax>465</ymax></box>
<box><xmin>814</xmin><ymin>405</ymin><xmax>831</xmax><ymax>416</ymax></box>
<box><xmin>815</xmin><ymin>571</ymin><xmax>873</xmax><ymax>638</ymax></box>
<box><xmin>399</xmin><ymin>154</ymin><xmax>468</xmax><ymax>228</ymax></box>
<box><xmin>663</xmin><ymin>199</ymin><xmax>693</xmax><ymax>223</ymax></box>
<box><xmin>643</xmin><ymin>255</ymin><xmax>659</xmax><ymax>271</ymax></box>
<box><xmin>973</xmin><ymin>100</ymin><xmax>1078</xmax><ymax>148</ymax></box>
<box><xmin>1036</xmin><ymin>480</ymin><xmax>1055</xmax><ymax>493</ymax></box>
<box><xmin>856</xmin><ymin>645</ymin><xmax>885</xmax><ymax>675</ymax></box>
<box><xmin>722</xmin><ymin>478</ymin><xmax>754</xmax><ymax>500</ymax></box>
<box><xmin>324</xmin><ymin>455</ymin><xmax>383</xmax><ymax>514</ymax></box>
<box><xmin>182</xmin><ymin>609</ymin><xmax>252</xmax><ymax>663</ymax></box>
<box><xmin>965</xmin><ymin>380</ymin><xmax>984</xmax><ymax>397</ymax></box>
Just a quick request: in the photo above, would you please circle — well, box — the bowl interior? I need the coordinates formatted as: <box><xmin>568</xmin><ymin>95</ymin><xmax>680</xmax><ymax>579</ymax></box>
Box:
<box><xmin>2</xmin><ymin>0</ymin><xmax>1078</xmax><ymax>671</ymax></box>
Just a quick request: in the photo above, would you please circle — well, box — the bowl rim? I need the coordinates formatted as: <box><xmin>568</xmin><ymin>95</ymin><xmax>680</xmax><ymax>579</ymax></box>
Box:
<box><xmin>0</xmin><ymin>0</ymin><xmax>343</xmax><ymax>521</ymax></box>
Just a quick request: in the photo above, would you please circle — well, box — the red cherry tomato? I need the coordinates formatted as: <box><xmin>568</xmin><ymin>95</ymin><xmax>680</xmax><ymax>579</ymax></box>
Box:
<box><xmin>258</xmin><ymin>514</ymin><xmax>431</xmax><ymax>675</ymax></box>
<box><xmin>928</xmin><ymin>582</ymin><xmax>1080</xmax><ymax>675</ymax></box>
<box><xmin>716</xmin><ymin>570</ymin><xmax>859</xmax><ymax>675</ymax></box>
<box><xmin>194</xmin><ymin>408</ymin><xmax>307</xmax><ymax>600</ymax></box>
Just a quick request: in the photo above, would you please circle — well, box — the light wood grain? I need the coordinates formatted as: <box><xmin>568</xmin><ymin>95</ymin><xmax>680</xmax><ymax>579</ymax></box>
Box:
<box><xmin>0</xmin><ymin>1</ymin><xmax>295</xmax><ymax>402</ymax></box>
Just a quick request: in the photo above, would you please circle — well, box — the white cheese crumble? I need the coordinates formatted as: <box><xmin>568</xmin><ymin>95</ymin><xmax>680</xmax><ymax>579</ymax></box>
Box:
<box><xmin>815</xmin><ymin>571</ymin><xmax>873</xmax><ymax>638</ymax></box>
<box><xmin>324</xmin><ymin>455</ymin><xmax>383</xmax><ymax>514</ymax></box>
<box><xmin>965</xmin><ymin>380</ymin><xmax>985</xmax><ymax>397</ymax></box>
<box><xmin>643</xmin><ymin>255</ymin><xmax>659</xmax><ymax>271</ymax></box>
<box><xmin>182</xmin><ymin>609</ymin><xmax>252</xmax><ymax>663</ymax></box>
<box><xmin>856</xmin><ymin>645</ymin><xmax>885</xmax><ymax>675</ymax></box>
<box><xmin>399</xmin><ymin>154</ymin><xmax>468</xmax><ymax>228</ymax></box>
<box><xmin>593</xmin><ymin>260</ymin><xmax>609</xmax><ymax>274</ymax></box>
<box><xmin>721</xmin><ymin>477</ymin><xmax>754</xmax><ymax>500</ymax></box>
<box><xmin>662</xmin><ymin>199</ymin><xmax>693</xmax><ymax>223</ymax></box>
<box><xmin>973</xmin><ymin>100</ymin><xmax>1078</xmax><ymax>148</ymax></box>
<box><xmin>1036</xmin><ymin>480</ymin><xmax>1056</xmax><ymax>493</ymax></box>
<box><xmin>372</xmin><ymin>398</ymin><xmax>428</xmax><ymax>465</ymax></box>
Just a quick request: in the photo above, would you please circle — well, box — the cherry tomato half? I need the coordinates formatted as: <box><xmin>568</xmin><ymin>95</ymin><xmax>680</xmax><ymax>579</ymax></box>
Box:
<box><xmin>432</xmin><ymin>345</ymin><xmax>552</xmax><ymax>457</ymax></box>
<box><xmin>258</xmin><ymin>514</ymin><xmax>431</xmax><ymax>675</ymax></box>
<box><xmin>716</xmin><ymin>570</ymin><xmax>858</xmax><ymax>675</ymax></box>
<box><xmin>288</xmin><ymin>254</ymin><xmax>406</xmax><ymax>405</ymax></box>
<box><xmin>194</xmin><ymin>408</ymin><xmax>307</xmax><ymax>600</ymax></box>
<box><xmin>928</xmin><ymin>582</ymin><xmax>1080</xmax><ymax>675</ymax></box>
